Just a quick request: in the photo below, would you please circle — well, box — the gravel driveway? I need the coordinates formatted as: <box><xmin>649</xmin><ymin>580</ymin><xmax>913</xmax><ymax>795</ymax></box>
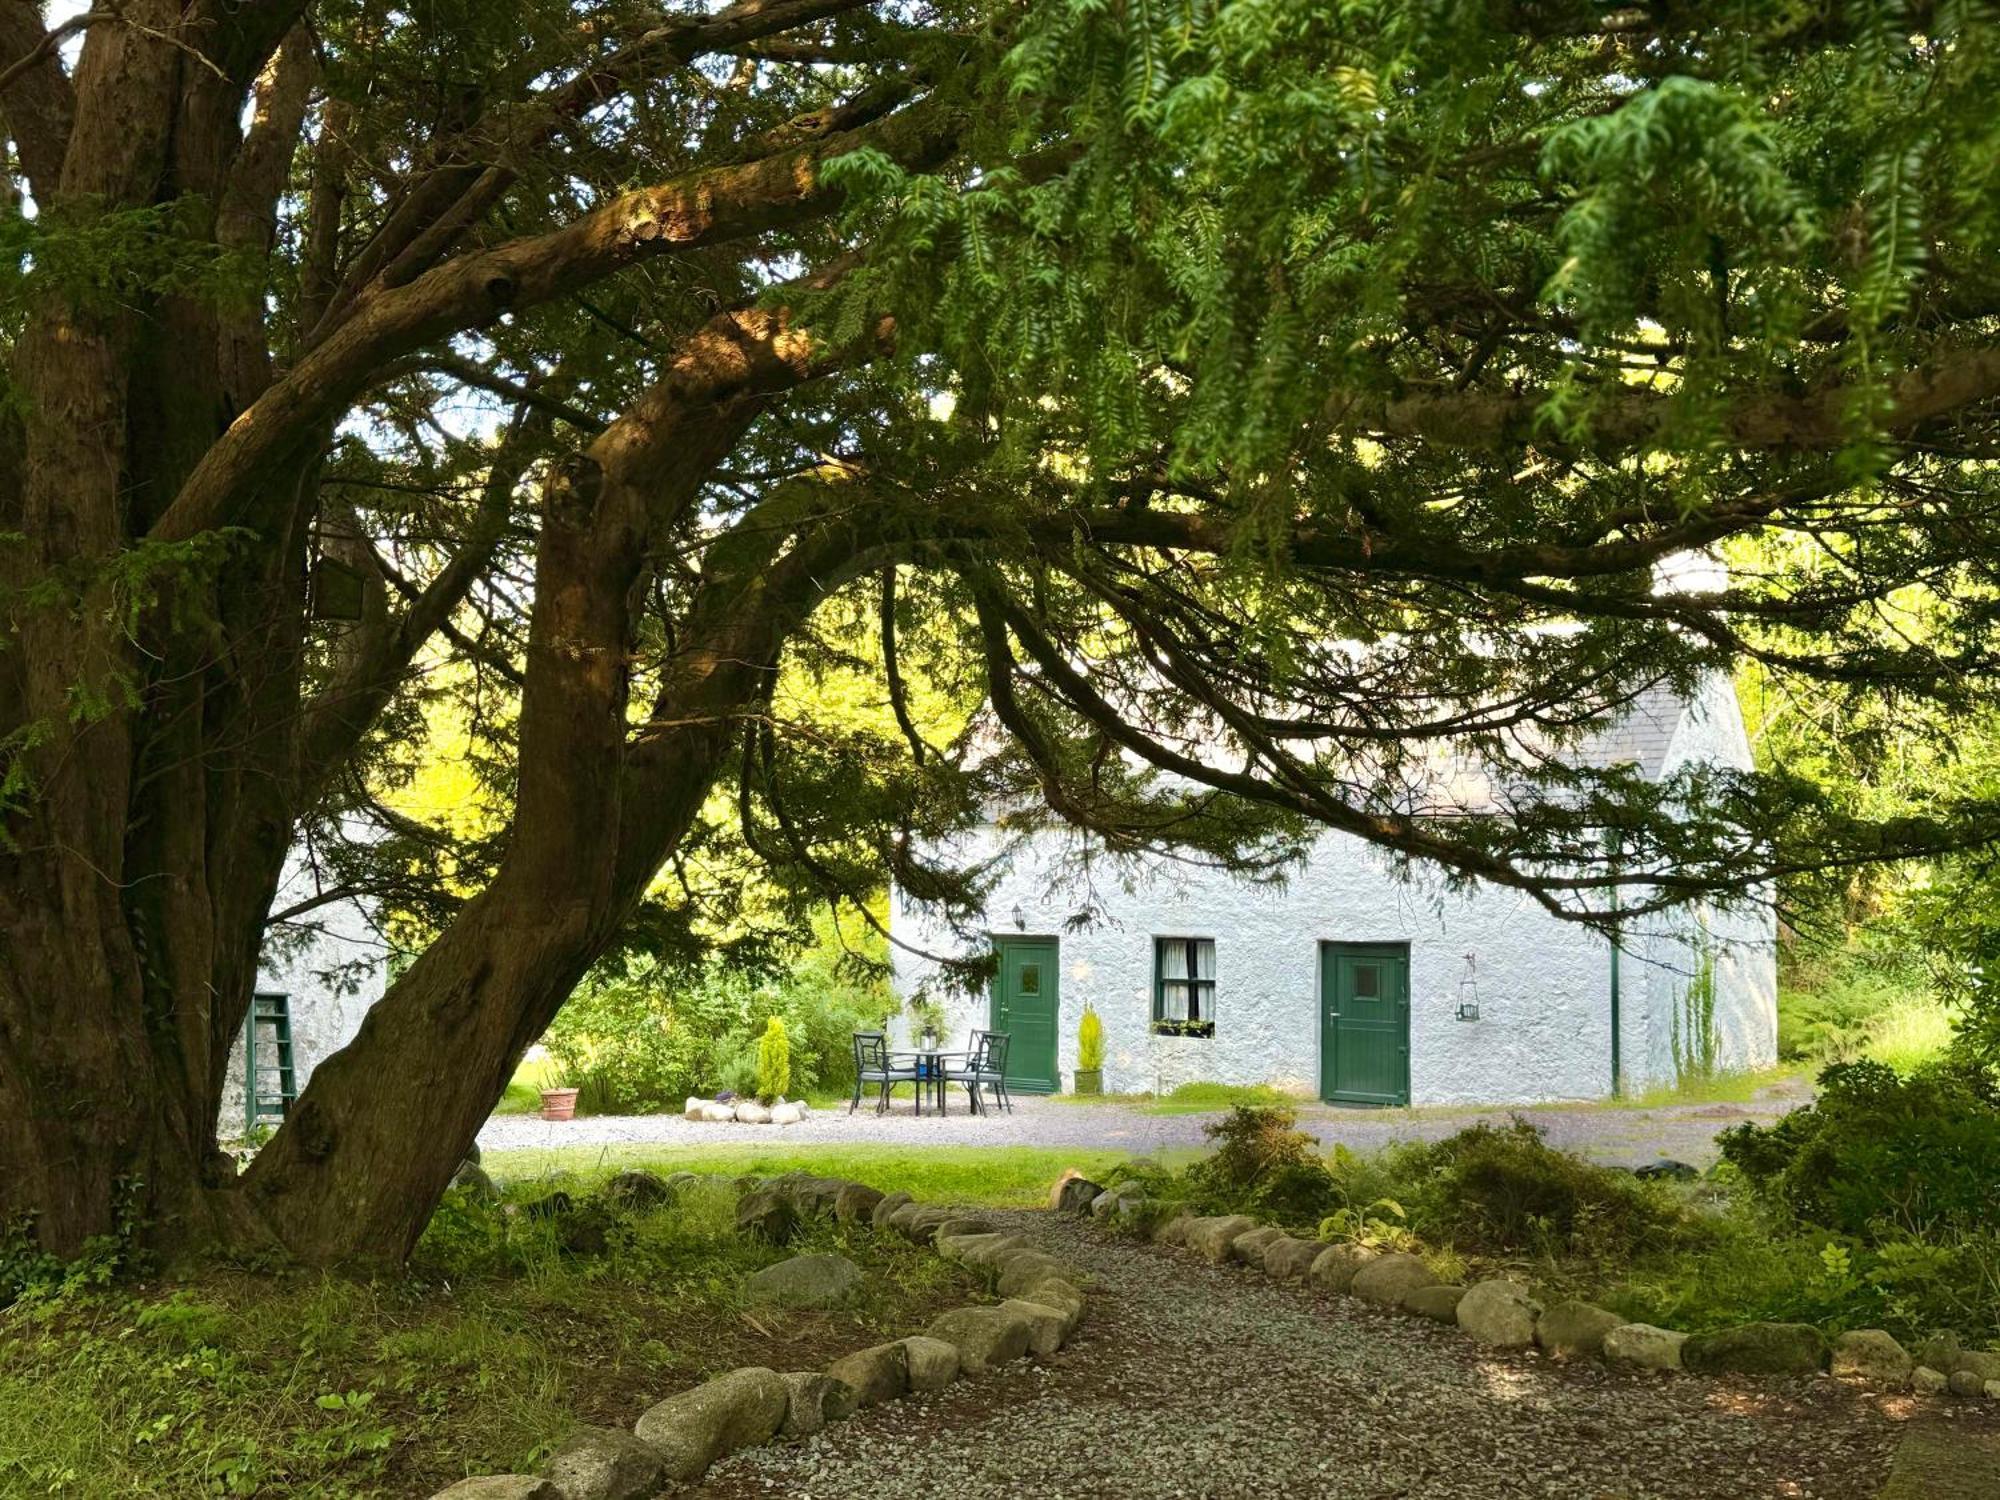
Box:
<box><xmin>686</xmin><ymin>1209</ymin><xmax>1939</xmax><ymax>1500</ymax></box>
<box><xmin>480</xmin><ymin>1079</ymin><xmax>1813</xmax><ymax>1169</ymax></box>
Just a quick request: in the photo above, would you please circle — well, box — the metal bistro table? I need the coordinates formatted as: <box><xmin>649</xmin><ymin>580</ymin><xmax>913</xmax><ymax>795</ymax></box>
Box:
<box><xmin>889</xmin><ymin>1047</ymin><xmax>966</xmax><ymax>1116</ymax></box>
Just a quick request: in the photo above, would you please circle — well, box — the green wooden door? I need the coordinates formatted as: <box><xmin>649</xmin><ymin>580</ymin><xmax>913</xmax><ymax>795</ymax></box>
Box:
<box><xmin>989</xmin><ymin>936</ymin><xmax>1060</xmax><ymax>1093</ymax></box>
<box><xmin>1319</xmin><ymin>943</ymin><xmax>1410</xmax><ymax>1106</ymax></box>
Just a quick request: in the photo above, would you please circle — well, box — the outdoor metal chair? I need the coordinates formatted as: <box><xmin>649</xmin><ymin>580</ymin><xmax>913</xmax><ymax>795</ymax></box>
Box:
<box><xmin>946</xmin><ymin>1030</ymin><xmax>1013</xmax><ymax>1115</ymax></box>
<box><xmin>850</xmin><ymin>1031</ymin><xmax>918</xmax><ymax>1114</ymax></box>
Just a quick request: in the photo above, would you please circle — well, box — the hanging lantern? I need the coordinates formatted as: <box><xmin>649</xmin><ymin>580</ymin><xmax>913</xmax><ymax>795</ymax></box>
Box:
<box><xmin>1455</xmin><ymin>952</ymin><xmax>1481</xmax><ymax>1022</ymax></box>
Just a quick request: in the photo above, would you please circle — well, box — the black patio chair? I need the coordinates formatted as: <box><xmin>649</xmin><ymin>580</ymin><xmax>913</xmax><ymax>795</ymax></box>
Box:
<box><xmin>946</xmin><ymin>1030</ymin><xmax>1013</xmax><ymax>1115</ymax></box>
<box><xmin>850</xmin><ymin>1031</ymin><xmax>918</xmax><ymax>1114</ymax></box>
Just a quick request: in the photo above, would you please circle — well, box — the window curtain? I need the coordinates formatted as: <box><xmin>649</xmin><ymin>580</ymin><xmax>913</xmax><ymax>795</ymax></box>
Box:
<box><xmin>1192</xmin><ymin>939</ymin><xmax>1215</xmax><ymax>1020</ymax></box>
<box><xmin>1161</xmin><ymin>939</ymin><xmax>1189</xmax><ymax>1020</ymax></box>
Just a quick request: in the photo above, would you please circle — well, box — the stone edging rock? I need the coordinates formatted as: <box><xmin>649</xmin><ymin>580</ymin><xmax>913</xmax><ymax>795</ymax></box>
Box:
<box><xmin>427</xmin><ymin>1172</ymin><xmax>1089</xmax><ymax>1499</ymax></box>
<box><xmin>1059</xmin><ymin>1175</ymin><xmax>2000</xmax><ymax>1400</ymax></box>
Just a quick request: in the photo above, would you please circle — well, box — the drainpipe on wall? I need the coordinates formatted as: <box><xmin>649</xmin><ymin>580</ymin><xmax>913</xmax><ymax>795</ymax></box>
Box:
<box><xmin>1606</xmin><ymin>829</ymin><xmax>1623</xmax><ymax>1098</ymax></box>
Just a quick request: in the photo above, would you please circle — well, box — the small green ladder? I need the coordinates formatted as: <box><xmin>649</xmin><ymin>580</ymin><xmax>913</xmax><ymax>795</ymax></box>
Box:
<box><xmin>243</xmin><ymin>991</ymin><xmax>297</xmax><ymax>1137</ymax></box>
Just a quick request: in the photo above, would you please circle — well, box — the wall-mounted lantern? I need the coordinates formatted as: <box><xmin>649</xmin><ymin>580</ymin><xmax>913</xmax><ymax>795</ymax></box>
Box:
<box><xmin>1456</xmin><ymin>952</ymin><xmax>1481</xmax><ymax>1022</ymax></box>
<box><xmin>1011</xmin><ymin>904</ymin><xmax>1027</xmax><ymax>931</ymax></box>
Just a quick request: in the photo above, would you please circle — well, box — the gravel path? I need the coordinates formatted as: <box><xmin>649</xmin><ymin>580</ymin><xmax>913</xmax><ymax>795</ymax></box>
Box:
<box><xmin>686</xmin><ymin>1209</ymin><xmax>1934</xmax><ymax>1500</ymax></box>
<box><xmin>480</xmin><ymin>1080</ymin><xmax>1813</xmax><ymax>1169</ymax></box>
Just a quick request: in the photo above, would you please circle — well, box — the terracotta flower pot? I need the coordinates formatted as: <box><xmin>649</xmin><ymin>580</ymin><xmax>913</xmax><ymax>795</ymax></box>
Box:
<box><xmin>539</xmin><ymin>1087</ymin><xmax>580</xmax><ymax>1121</ymax></box>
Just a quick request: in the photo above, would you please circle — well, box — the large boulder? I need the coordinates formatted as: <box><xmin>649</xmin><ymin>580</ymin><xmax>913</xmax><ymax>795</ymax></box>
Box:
<box><xmin>824</xmin><ymin>1342</ymin><xmax>908</xmax><ymax>1408</ymax></box>
<box><xmin>734</xmin><ymin>1186</ymin><xmax>798</xmax><ymax>1246</ymax></box>
<box><xmin>1262</xmin><ymin>1236</ymin><xmax>1325</xmax><ymax>1281</ymax></box>
<box><xmin>1403</xmin><ymin>1285</ymin><xmax>1466</xmax><ymax>1322</ymax></box>
<box><xmin>1021</xmin><ymin>1276</ymin><xmax>1086</xmax><ymax>1337</ymax></box>
<box><xmin>451</xmin><ymin>1161</ymin><xmax>499</xmax><ymax>1202</ymax></box>
<box><xmin>429</xmin><ymin>1480</ymin><xmax>558</xmax><ymax>1500</ymax></box>
<box><xmin>1456</xmin><ymin>1280</ymin><xmax>1542</xmax><ymax>1349</ymax></box>
<box><xmin>1308</xmin><ymin>1243</ymin><xmax>1380</xmax><ymax>1294</ymax></box>
<box><xmin>995</xmin><ymin>1251</ymin><xmax>1074</xmax><ymax>1298</ymax></box>
<box><xmin>1832</xmin><ymin>1329</ymin><xmax>1913</xmax><ymax>1388</ymax></box>
<box><xmin>1948</xmin><ymin>1369</ymin><xmax>1986</xmax><ymax>1397</ymax></box>
<box><xmin>925</xmin><ymin>1306</ymin><xmax>1035</xmax><ymax>1374</ymax></box>
<box><xmin>1958</xmin><ymin>1350</ymin><xmax>2000</xmax><ymax>1384</ymax></box>
<box><xmin>769</xmin><ymin>1101</ymin><xmax>805</xmax><ymax>1125</ymax></box>
<box><xmin>1051</xmin><ymin>1174</ymin><xmax>1105</xmax><ymax>1214</ymax></box>
<box><xmin>1536</xmin><ymin>1300</ymin><xmax>1624</xmax><ymax>1360</ymax></box>
<box><xmin>783</xmin><ymin>1176</ymin><xmax>848</xmax><ymax>1217</ymax></box>
<box><xmin>744</xmin><ymin>1253</ymin><xmax>864</xmax><ymax>1309</ymax></box>
<box><xmin>997</xmin><ymin>1298</ymin><xmax>1068</xmax><ymax>1356</ymax></box>
<box><xmin>733</xmin><ymin>1100</ymin><xmax>773</xmax><ymax>1124</ymax></box>
<box><xmin>871</xmin><ymin>1191</ymin><xmax>914</xmax><ymax>1228</ymax></box>
<box><xmin>955</xmin><ymin>1235</ymin><xmax>1034</xmax><ymax>1272</ymax></box>
<box><xmin>1911</xmin><ymin>1365</ymin><xmax>1949</xmax><ymax>1394</ymax></box>
<box><xmin>1183</xmin><ymin>1215</ymin><xmax>1258</xmax><ymax>1263</ymax></box>
<box><xmin>933</xmin><ymin>1216</ymin><xmax>995</xmax><ymax>1242</ymax></box>
<box><xmin>633</xmin><ymin>1366</ymin><xmax>787</xmax><ymax>1483</ymax></box>
<box><xmin>547</xmin><ymin>1426</ymin><xmax>666</xmax><ymax>1500</ymax></box>
<box><xmin>600</xmin><ymin>1169</ymin><xmax>679</xmax><ymax>1209</ymax></box>
<box><xmin>1151</xmin><ymin>1211</ymin><xmax>1196</xmax><ymax>1247</ymax></box>
<box><xmin>1351</xmin><ymin>1252</ymin><xmax>1438</xmax><ymax>1307</ymax></box>
<box><xmin>899</xmin><ymin>1335</ymin><xmax>962</xmax><ymax>1392</ymax></box>
<box><xmin>891</xmin><ymin>1204</ymin><xmax>957</xmax><ymax>1245</ymax></box>
<box><xmin>833</xmin><ymin>1182</ymin><xmax>885</xmax><ymax>1224</ymax></box>
<box><xmin>1603</xmin><ymin>1323</ymin><xmax>1687</xmax><ymax>1371</ymax></box>
<box><xmin>1227</xmin><ymin>1225</ymin><xmax>1287</xmax><ymax>1266</ymax></box>
<box><xmin>1090</xmin><ymin>1187</ymin><xmax>1143</xmax><ymax>1220</ymax></box>
<box><xmin>778</xmin><ymin>1371</ymin><xmax>856</xmax><ymax>1437</ymax></box>
<box><xmin>1683</xmin><ymin>1322</ymin><xmax>1828</xmax><ymax>1376</ymax></box>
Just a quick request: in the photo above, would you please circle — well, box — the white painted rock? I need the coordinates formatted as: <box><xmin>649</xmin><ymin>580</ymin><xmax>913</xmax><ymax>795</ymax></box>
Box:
<box><xmin>734</xmin><ymin>1100</ymin><xmax>772</xmax><ymax>1124</ymax></box>
<box><xmin>684</xmin><ymin>1096</ymin><xmax>705</xmax><ymax>1121</ymax></box>
<box><xmin>1456</xmin><ymin>1279</ymin><xmax>1541</xmax><ymax>1349</ymax></box>
<box><xmin>1603</xmin><ymin>1322</ymin><xmax>1687</xmax><ymax>1371</ymax></box>
<box><xmin>770</xmin><ymin>1102</ymin><xmax>805</xmax><ymax>1125</ymax></box>
<box><xmin>697</xmin><ymin>1101</ymin><xmax>735</xmax><ymax>1123</ymax></box>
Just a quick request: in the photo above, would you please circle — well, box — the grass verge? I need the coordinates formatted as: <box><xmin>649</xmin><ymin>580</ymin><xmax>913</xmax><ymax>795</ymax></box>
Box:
<box><xmin>482</xmin><ymin>1143</ymin><xmax>1153</xmax><ymax>1207</ymax></box>
<box><xmin>0</xmin><ymin>1173</ymin><xmax>980</xmax><ymax>1498</ymax></box>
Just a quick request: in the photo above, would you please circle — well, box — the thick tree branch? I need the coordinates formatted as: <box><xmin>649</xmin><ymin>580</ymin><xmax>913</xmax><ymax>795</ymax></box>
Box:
<box><xmin>152</xmin><ymin>97</ymin><xmax>957</xmax><ymax>545</ymax></box>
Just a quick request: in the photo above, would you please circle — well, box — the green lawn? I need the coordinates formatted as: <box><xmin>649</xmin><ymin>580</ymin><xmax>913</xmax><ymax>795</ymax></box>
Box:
<box><xmin>483</xmin><ymin>1143</ymin><xmax>1159</xmax><ymax>1206</ymax></box>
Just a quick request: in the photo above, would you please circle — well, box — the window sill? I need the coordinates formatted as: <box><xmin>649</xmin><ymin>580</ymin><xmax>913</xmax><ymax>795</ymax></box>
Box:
<box><xmin>1150</xmin><ymin>1021</ymin><xmax>1215</xmax><ymax>1039</ymax></box>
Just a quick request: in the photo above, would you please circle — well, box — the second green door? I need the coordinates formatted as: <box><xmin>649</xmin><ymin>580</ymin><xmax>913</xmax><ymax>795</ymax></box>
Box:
<box><xmin>1319</xmin><ymin>942</ymin><xmax>1410</xmax><ymax>1106</ymax></box>
<box><xmin>989</xmin><ymin>936</ymin><xmax>1060</xmax><ymax>1093</ymax></box>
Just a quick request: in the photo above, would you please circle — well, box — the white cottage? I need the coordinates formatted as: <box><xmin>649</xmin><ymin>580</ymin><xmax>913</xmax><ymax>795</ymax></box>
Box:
<box><xmin>891</xmin><ymin>670</ymin><xmax>1777</xmax><ymax>1106</ymax></box>
<box><xmin>219</xmin><ymin>853</ymin><xmax>389</xmax><ymax>1140</ymax></box>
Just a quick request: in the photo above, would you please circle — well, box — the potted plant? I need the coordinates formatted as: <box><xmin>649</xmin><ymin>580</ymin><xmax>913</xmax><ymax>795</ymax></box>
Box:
<box><xmin>1074</xmin><ymin>1005</ymin><xmax>1105</xmax><ymax>1094</ymax></box>
<box><xmin>538</xmin><ymin>1068</ymin><xmax>581</xmax><ymax>1121</ymax></box>
<box><xmin>755</xmin><ymin>1016</ymin><xmax>792</xmax><ymax>1105</ymax></box>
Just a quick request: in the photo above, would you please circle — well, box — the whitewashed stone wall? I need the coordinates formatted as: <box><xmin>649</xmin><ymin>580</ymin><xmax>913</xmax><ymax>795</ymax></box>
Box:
<box><xmin>891</xmin><ymin>672</ymin><xmax>1778</xmax><ymax>1105</ymax></box>
<box><xmin>1623</xmin><ymin>671</ymin><xmax>1780</xmax><ymax>1090</ymax></box>
<box><xmin>218</xmin><ymin>860</ymin><xmax>388</xmax><ymax>1141</ymax></box>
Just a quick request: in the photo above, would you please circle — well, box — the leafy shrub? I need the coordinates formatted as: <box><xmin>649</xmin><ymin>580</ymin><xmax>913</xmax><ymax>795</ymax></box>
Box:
<box><xmin>1187</xmin><ymin>1106</ymin><xmax>1338</xmax><ymax>1223</ymax></box>
<box><xmin>1719</xmin><ymin>1057</ymin><xmax>2000</xmax><ymax>1238</ymax></box>
<box><xmin>755</xmin><ymin>1017</ymin><xmax>791</xmax><ymax>1103</ymax></box>
<box><xmin>541</xmin><ymin>945</ymin><xmax>893</xmax><ymax>1111</ymax></box>
<box><xmin>1393</xmin><ymin>1118</ymin><xmax>1685</xmax><ymax>1259</ymax></box>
